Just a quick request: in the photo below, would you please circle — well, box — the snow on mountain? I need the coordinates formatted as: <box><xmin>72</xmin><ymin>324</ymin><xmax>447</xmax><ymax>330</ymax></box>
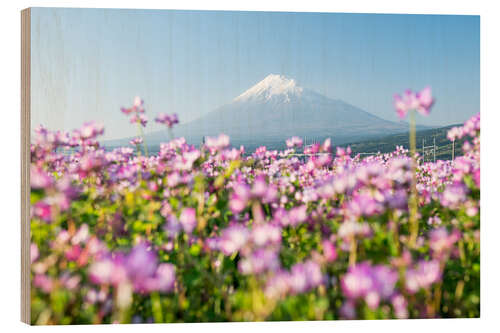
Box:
<box><xmin>233</xmin><ymin>74</ymin><xmax>304</xmax><ymax>103</ymax></box>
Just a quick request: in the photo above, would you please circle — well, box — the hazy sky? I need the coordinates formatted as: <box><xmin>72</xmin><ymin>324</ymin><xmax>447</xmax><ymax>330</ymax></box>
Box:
<box><xmin>31</xmin><ymin>8</ymin><xmax>480</xmax><ymax>140</ymax></box>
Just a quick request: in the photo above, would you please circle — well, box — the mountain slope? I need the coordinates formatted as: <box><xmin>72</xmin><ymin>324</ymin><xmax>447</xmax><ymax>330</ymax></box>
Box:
<box><xmin>108</xmin><ymin>74</ymin><xmax>412</xmax><ymax>151</ymax></box>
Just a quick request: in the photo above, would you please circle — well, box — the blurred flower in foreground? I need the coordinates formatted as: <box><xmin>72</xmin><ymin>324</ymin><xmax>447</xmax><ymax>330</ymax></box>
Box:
<box><xmin>286</xmin><ymin>136</ymin><xmax>303</xmax><ymax>148</ymax></box>
<box><xmin>341</xmin><ymin>262</ymin><xmax>398</xmax><ymax>309</ymax></box>
<box><xmin>394</xmin><ymin>87</ymin><xmax>434</xmax><ymax>119</ymax></box>
<box><xmin>155</xmin><ymin>113</ymin><xmax>179</xmax><ymax>128</ymax></box>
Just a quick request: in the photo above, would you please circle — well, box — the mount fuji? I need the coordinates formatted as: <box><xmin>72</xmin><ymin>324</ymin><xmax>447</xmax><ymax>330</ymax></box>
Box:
<box><xmin>111</xmin><ymin>74</ymin><xmax>412</xmax><ymax>151</ymax></box>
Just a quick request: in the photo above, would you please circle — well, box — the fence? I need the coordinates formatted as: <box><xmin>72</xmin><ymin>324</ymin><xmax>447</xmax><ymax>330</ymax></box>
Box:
<box><xmin>291</xmin><ymin>136</ymin><xmax>456</xmax><ymax>161</ymax></box>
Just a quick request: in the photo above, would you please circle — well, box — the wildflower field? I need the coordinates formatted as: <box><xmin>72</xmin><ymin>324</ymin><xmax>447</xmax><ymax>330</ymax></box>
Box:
<box><xmin>29</xmin><ymin>90</ymin><xmax>480</xmax><ymax>324</ymax></box>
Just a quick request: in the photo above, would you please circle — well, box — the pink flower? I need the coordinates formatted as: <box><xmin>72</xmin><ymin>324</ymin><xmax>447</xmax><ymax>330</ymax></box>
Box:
<box><xmin>133</xmin><ymin>96</ymin><xmax>144</xmax><ymax>111</ymax></box>
<box><xmin>155</xmin><ymin>113</ymin><xmax>179</xmax><ymax>128</ymax></box>
<box><xmin>322</xmin><ymin>240</ymin><xmax>337</xmax><ymax>262</ymax></box>
<box><xmin>179</xmin><ymin>208</ymin><xmax>197</xmax><ymax>234</ymax></box>
<box><xmin>416</xmin><ymin>86</ymin><xmax>434</xmax><ymax>113</ymax></box>
<box><xmin>251</xmin><ymin>224</ymin><xmax>281</xmax><ymax>247</ymax></box>
<box><xmin>129</xmin><ymin>137</ymin><xmax>143</xmax><ymax>146</ymax></box>
<box><xmin>30</xmin><ymin>243</ymin><xmax>39</xmax><ymax>263</ymax></box>
<box><xmin>33</xmin><ymin>201</ymin><xmax>52</xmax><ymax>222</ymax></box>
<box><xmin>130</xmin><ymin>114</ymin><xmax>148</xmax><ymax>127</ymax></box>
<box><xmin>33</xmin><ymin>274</ymin><xmax>54</xmax><ymax>293</ymax></box>
<box><xmin>286</xmin><ymin>136</ymin><xmax>303</xmax><ymax>148</ymax></box>
<box><xmin>394</xmin><ymin>87</ymin><xmax>434</xmax><ymax>119</ymax></box>
<box><xmin>429</xmin><ymin>227</ymin><xmax>460</xmax><ymax>258</ymax></box>
<box><xmin>65</xmin><ymin>244</ymin><xmax>82</xmax><ymax>261</ymax></box>
<box><xmin>30</xmin><ymin>166</ymin><xmax>53</xmax><ymax>189</ymax></box>
<box><xmin>229</xmin><ymin>182</ymin><xmax>251</xmax><ymax>214</ymax></box>
<box><xmin>405</xmin><ymin>260</ymin><xmax>441</xmax><ymax>293</ymax></box>
<box><xmin>154</xmin><ymin>263</ymin><xmax>176</xmax><ymax>292</ymax></box>
<box><xmin>274</xmin><ymin>206</ymin><xmax>308</xmax><ymax>227</ymax></box>
<box><xmin>341</xmin><ymin>262</ymin><xmax>398</xmax><ymax>309</ymax></box>
<box><xmin>79</xmin><ymin>121</ymin><xmax>104</xmax><ymax>140</ymax></box>
<box><xmin>204</xmin><ymin>134</ymin><xmax>230</xmax><ymax>152</ymax></box>
<box><xmin>126</xmin><ymin>243</ymin><xmax>158</xmax><ymax>282</ymax></box>
<box><xmin>219</xmin><ymin>225</ymin><xmax>250</xmax><ymax>255</ymax></box>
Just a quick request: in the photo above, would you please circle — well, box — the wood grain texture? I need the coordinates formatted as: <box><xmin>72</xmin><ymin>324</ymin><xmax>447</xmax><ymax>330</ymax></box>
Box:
<box><xmin>21</xmin><ymin>7</ymin><xmax>31</xmax><ymax>325</ymax></box>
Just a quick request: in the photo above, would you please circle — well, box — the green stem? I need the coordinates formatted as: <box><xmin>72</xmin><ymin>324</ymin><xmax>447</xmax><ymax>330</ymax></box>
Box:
<box><xmin>349</xmin><ymin>235</ymin><xmax>357</xmax><ymax>267</ymax></box>
<box><xmin>137</xmin><ymin>120</ymin><xmax>148</xmax><ymax>157</ymax></box>
<box><xmin>151</xmin><ymin>291</ymin><xmax>163</xmax><ymax>323</ymax></box>
<box><xmin>408</xmin><ymin>110</ymin><xmax>419</xmax><ymax>248</ymax></box>
<box><xmin>390</xmin><ymin>210</ymin><xmax>400</xmax><ymax>256</ymax></box>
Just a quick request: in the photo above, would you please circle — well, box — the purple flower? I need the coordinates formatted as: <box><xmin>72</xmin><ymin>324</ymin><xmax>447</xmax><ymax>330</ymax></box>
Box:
<box><xmin>340</xmin><ymin>300</ymin><xmax>357</xmax><ymax>319</ymax></box>
<box><xmin>288</xmin><ymin>260</ymin><xmax>323</xmax><ymax>294</ymax></box>
<box><xmin>238</xmin><ymin>248</ymin><xmax>280</xmax><ymax>274</ymax></box>
<box><xmin>121</xmin><ymin>96</ymin><xmax>144</xmax><ymax>115</ymax></box>
<box><xmin>429</xmin><ymin>227</ymin><xmax>460</xmax><ymax>258</ymax></box>
<box><xmin>385</xmin><ymin>189</ymin><xmax>408</xmax><ymax>210</ymax></box>
<box><xmin>417</xmin><ymin>87</ymin><xmax>434</xmax><ymax>112</ymax></box>
<box><xmin>286</xmin><ymin>136</ymin><xmax>303</xmax><ymax>148</ymax></box>
<box><xmin>33</xmin><ymin>201</ymin><xmax>52</xmax><ymax>222</ymax></box>
<box><xmin>251</xmin><ymin>175</ymin><xmax>268</xmax><ymax>197</ymax></box>
<box><xmin>155</xmin><ymin>113</ymin><xmax>179</xmax><ymax>128</ymax></box>
<box><xmin>219</xmin><ymin>225</ymin><xmax>250</xmax><ymax>255</ymax></box>
<box><xmin>164</xmin><ymin>215</ymin><xmax>182</xmax><ymax>238</ymax></box>
<box><xmin>65</xmin><ymin>244</ymin><xmax>82</xmax><ymax>261</ymax></box>
<box><xmin>79</xmin><ymin>121</ymin><xmax>104</xmax><ymax>140</ymax></box>
<box><xmin>441</xmin><ymin>182</ymin><xmax>468</xmax><ymax>208</ymax></box>
<box><xmin>229</xmin><ymin>182</ymin><xmax>251</xmax><ymax>214</ymax></box>
<box><xmin>134</xmin><ymin>96</ymin><xmax>144</xmax><ymax>110</ymax></box>
<box><xmin>126</xmin><ymin>243</ymin><xmax>158</xmax><ymax>283</ymax></box>
<box><xmin>72</xmin><ymin>224</ymin><xmax>89</xmax><ymax>245</ymax></box>
<box><xmin>265</xmin><ymin>270</ymin><xmax>291</xmax><ymax>299</ymax></box>
<box><xmin>172</xmin><ymin>150</ymin><xmax>201</xmax><ymax>171</ymax></box>
<box><xmin>322</xmin><ymin>240</ymin><xmax>337</xmax><ymax>262</ymax></box>
<box><xmin>277</xmin><ymin>205</ymin><xmax>308</xmax><ymax>227</ymax></box>
<box><xmin>179</xmin><ymin>208</ymin><xmax>197</xmax><ymax>234</ymax></box>
<box><xmin>154</xmin><ymin>263</ymin><xmax>176</xmax><ymax>292</ymax></box>
<box><xmin>322</xmin><ymin>138</ymin><xmax>333</xmax><ymax>153</ymax></box>
<box><xmin>89</xmin><ymin>243</ymin><xmax>177</xmax><ymax>295</ymax></box>
<box><xmin>250</xmin><ymin>176</ymin><xmax>278</xmax><ymax>203</ymax></box>
<box><xmin>311</xmin><ymin>154</ymin><xmax>332</xmax><ymax>168</ymax></box>
<box><xmin>89</xmin><ymin>258</ymin><xmax>115</xmax><ymax>285</ymax></box>
<box><xmin>30</xmin><ymin>243</ymin><xmax>39</xmax><ymax>264</ymax></box>
<box><xmin>130</xmin><ymin>114</ymin><xmax>148</xmax><ymax>127</ymax></box>
<box><xmin>304</xmin><ymin>143</ymin><xmax>320</xmax><ymax>155</ymax></box>
<box><xmin>33</xmin><ymin>274</ymin><xmax>54</xmax><ymax>293</ymax></box>
<box><xmin>394</xmin><ymin>87</ymin><xmax>434</xmax><ymax>119</ymax></box>
<box><xmin>303</xmin><ymin>260</ymin><xmax>323</xmax><ymax>288</ymax></box>
<box><xmin>338</xmin><ymin>220</ymin><xmax>372</xmax><ymax>240</ymax></box>
<box><xmin>391</xmin><ymin>294</ymin><xmax>409</xmax><ymax>319</ymax></box>
<box><xmin>289</xmin><ymin>263</ymin><xmax>308</xmax><ymax>293</ymax></box>
<box><xmin>129</xmin><ymin>137</ymin><xmax>143</xmax><ymax>146</ymax></box>
<box><xmin>204</xmin><ymin>134</ymin><xmax>230</xmax><ymax>152</ymax></box>
<box><xmin>251</xmin><ymin>224</ymin><xmax>281</xmax><ymax>247</ymax></box>
<box><xmin>30</xmin><ymin>166</ymin><xmax>53</xmax><ymax>189</ymax></box>
<box><xmin>60</xmin><ymin>273</ymin><xmax>81</xmax><ymax>291</ymax></box>
<box><xmin>341</xmin><ymin>263</ymin><xmax>375</xmax><ymax>299</ymax></box>
<box><xmin>341</xmin><ymin>262</ymin><xmax>398</xmax><ymax>309</ymax></box>
<box><xmin>347</xmin><ymin>193</ymin><xmax>383</xmax><ymax>217</ymax></box>
<box><xmin>405</xmin><ymin>260</ymin><xmax>441</xmax><ymax>294</ymax></box>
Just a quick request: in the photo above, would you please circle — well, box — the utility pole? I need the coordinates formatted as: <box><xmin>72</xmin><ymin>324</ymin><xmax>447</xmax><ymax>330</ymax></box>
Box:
<box><xmin>422</xmin><ymin>138</ymin><xmax>425</xmax><ymax>162</ymax></box>
<box><xmin>452</xmin><ymin>139</ymin><xmax>455</xmax><ymax>161</ymax></box>
<box><xmin>433</xmin><ymin>137</ymin><xmax>436</xmax><ymax>163</ymax></box>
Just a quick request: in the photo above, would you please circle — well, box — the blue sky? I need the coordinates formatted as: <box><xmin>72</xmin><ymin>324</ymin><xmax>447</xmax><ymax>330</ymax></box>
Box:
<box><xmin>31</xmin><ymin>8</ymin><xmax>480</xmax><ymax>140</ymax></box>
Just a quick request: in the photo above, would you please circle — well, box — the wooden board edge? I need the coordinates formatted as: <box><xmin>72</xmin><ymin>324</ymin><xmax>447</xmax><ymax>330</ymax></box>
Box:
<box><xmin>21</xmin><ymin>7</ymin><xmax>31</xmax><ymax>325</ymax></box>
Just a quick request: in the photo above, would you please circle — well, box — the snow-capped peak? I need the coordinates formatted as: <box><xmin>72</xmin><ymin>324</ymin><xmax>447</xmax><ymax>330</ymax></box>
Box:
<box><xmin>234</xmin><ymin>74</ymin><xmax>304</xmax><ymax>103</ymax></box>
